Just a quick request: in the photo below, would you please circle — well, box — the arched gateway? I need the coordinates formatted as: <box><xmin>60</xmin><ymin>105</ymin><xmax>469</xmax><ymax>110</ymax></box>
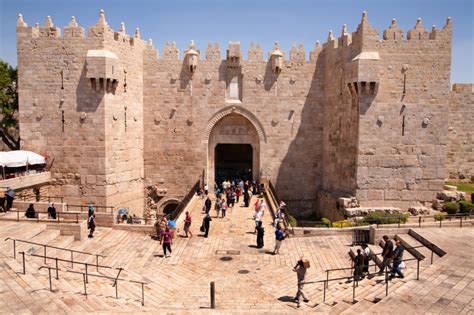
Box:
<box><xmin>205</xmin><ymin>106</ymin><xmax>266</xmax><ymax>188</ymax></box>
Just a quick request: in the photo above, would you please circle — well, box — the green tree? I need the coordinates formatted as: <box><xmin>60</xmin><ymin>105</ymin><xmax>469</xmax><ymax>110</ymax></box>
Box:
<box><xmin>0</xmin><ymin>59</ymin><xmax>20</xmax><ymax>150</ymax></box>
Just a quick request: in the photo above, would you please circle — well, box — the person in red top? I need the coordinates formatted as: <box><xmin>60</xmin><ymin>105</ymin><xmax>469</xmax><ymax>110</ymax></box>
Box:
<box><xmin>183</xmin><ymin>211</ymin><xmax>193</xmax><ymax>238</ymax></box>
<box><xmin>160</xmin><ymin>226</ymin><xmax>173</xmax><ymax>258</ymax></box>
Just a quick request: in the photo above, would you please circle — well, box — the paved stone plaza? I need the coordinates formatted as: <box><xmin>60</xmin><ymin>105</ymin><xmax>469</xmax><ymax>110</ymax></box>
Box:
<box><xmin>0</xmin><ymin>195</ymin><xmax>473</xmax><ymax>313</ymax></box>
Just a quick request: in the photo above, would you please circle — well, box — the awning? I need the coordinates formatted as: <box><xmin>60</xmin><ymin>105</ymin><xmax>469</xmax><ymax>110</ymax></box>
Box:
<box><xmin>0</xmin><ymin>150</ymin><xmax>46</xmax><ymax>168</ymax></box>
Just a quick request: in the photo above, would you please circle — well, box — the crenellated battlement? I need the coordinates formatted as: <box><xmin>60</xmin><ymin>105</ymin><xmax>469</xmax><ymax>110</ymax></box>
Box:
<box><xmin>17</xmin><ymin>10</ymin><xmax>452</xmax><ymax>63</ymax></box>
<box><xmin>320</xmin><ymin>12</ymin><xmax>452</xmax><ymax>55</ymax></box>
<box><xmin>16</xmin><ymin>10</ymin><xmax>149</xmax><ymax>50</ymax></box>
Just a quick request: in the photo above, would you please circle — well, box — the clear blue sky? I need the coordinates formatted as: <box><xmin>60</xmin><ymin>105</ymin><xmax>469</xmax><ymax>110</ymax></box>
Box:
<box><xmin>1</xmin><ymin>0</ymin><xmax>473</xmax><ymax>83</ymax></box>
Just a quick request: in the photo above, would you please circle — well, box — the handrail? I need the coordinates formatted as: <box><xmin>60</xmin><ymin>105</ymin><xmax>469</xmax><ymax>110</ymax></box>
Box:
<box><xmin>306</xmin><ymin>257</ymin><xmax>422</xmax><ymax>304</ymax></box>
<box><xmin>295</xmin><ymin>213</ymin><xmax>473</xmax><ymax>229</ymax></box>
<box><xmin>169</xmin><ymin>180</ymin><xmax>200</xmax><ymax>221</ymax></box>
<box><xmin>3</xmin><ymin>209</ymin><xmax>83</xmax><ymax>223</ymax></box>
<box><xmin>267</xmin><ymin>180</ymin><xmax>291</xmax><ymax>230</ymax></box>
<box><xmin>4</xmin><ymin>237</ymin><xmax>106</xmax><ymax>258</ymax></box>
<box><xmin>37</xmin><ymin>265</ymin><xmax>148</xmax><ymax>306</ymax></box>
<box><xmin>30</xmin><ymin>253</ymin><xmax>112</xmax><ymax>269</ymax></box>
<box><xmin>65</xmin><ymin>204</ymin><xmax>114</xmax><ymax>213</ymax></box>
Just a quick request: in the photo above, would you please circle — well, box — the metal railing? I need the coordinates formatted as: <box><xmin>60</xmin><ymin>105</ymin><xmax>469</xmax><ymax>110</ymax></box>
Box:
<box><xmin>65</xmin><ymin>204</ymin><xmax>115</xmax><ymax>213</ymax></box>
<box><xmin>5</xmin><ymin>238</ymin><xmax>105</xmax><ymax>269</ymax></box>
<box><xmin>169</xmin><ymin>180</ymin><xmax>200</xmax><ymax>221</ymax></box>
<box><xmin>307</xmin><ymin>254</ymin><xmax>422</xmax><ymax>305</ymax></box>
<box><xmin>115</xmin><ymin>215</ymin><xmax>157</xmax><ymax>226</ymax></box>
<box><xmin>23</xmin><ymin>255</ymin><xmax>147</xmax><ymax>306</ymax></box>
<box><xmin>301</xmin><ymin>213</ymin><xmax>473</xmax><ymax>229</ymax></box>
<box><xmin>3</xmin><ymin>210</ymin><xmax>83</xmax><ymax>223</ymax></box>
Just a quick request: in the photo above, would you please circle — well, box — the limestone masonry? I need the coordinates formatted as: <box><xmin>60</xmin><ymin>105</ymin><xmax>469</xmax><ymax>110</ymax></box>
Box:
<box><xmin>16</xmin><ymin>10</ymin><xmax>473</xmax><ymax>220</ymax></box>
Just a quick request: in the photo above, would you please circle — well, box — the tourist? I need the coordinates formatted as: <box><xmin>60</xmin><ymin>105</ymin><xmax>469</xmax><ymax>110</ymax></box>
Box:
<box><xmin>88</xmin><ymin>210</ymin><xmax>96</xmax><ymax>238</ymax></box>
<box><xmin>160</xmin><ymin>226</ymin><xmax>173</xmax><ymax>257</ymax></box>
<box><xmin>183</xmin><ymin>211</ymin><xmax>193</xmax><ymax>238</ymax></box>
<box><xmin>25</xmin><ymin>203</ymin><xmax>36</xmax><ymax>218</ymax></box>
<box><xmin>390</xmin><ymin>239</ymin><xmax>405</xmax><ymax>279</ymax></box>
<box><xmin>243</xmin><ymin>190</ymin><xmax>250</xmax><ymax>207</ymax></box>
<box><xmin>204</xmin><ymin>183</ymin><xmax>209</xmax><ymax>195</ymax></box>
<box><xmin>354</xmin><ymin>249</ymin><xmax>364</xmax><ymax>281</ymax></box>
<box><xmin>293</xmin><ymin>256</ymin><xmax>310</xmax><ymax>306</ymax></box>
<box><xmin>6</xmin><ymin>187</ymin><xmax>15</xmax><ymax>211</ymax></box>
<box><xmin>47</xmin><ymin>203</ymin><xmax>57</xmax><ymax>219</ymax></box>
<box><xmin>273</xmin><ymin>224</ymin><xmax>285</xmax><ymax>254</ymax></box>
<box><xmin>235</xmin><ymin>187</ymin><xmax>241</xmax><ymax>203</ymax></box>
<box><xmin>221</xmin><ymin>201</ymin><xmax>228</xmax><ymax>218</ymax></box>
<box><xmin>254</xmin><ymin>199</ymin><xmax>261</xmax><ymax>212</ymax></box>
<box><xmin>253</xmin><ymin>210</ymin><xmax>262</xmax><ymax>233</ymax></box>
<box><xmin>88</xmin><ymin>204</ymin><xmax>95</xmax><ymax>217</ymax></box>
<box><xmin>202</xmin><ymin>213</ymin><xmax>212</xmax><ymax>238</ymax></box>
<box><xmin>361</xmin><ymin>243</ymin><xmax>371</xmax><ymax>275</ymax></box>
<box><xmin>215</xmin><ymin>197</ymin><xmax>222</xmax><ymax>218</ymax></box>
<box><xmin>256</xmin><ymin>221</ymin><xmax>265</xmax><ymax>248</ymax></box>
<box><xmin>205</xmin><ymin>197</ymin><xmax>212</xmax><ymax>214</ymax></box>
<box><xmin>229</xmin><ymin>189</ymin><xmax>236</xmax><ymax>208</ymax></box>
<box><xmin>259</xmin><ymin>200</ymin><xmax>266</xmax><ymax>216</ymax></box>
<box><xmin>378</xmin><ymin>235</ymin><xmax>394</xmax><ymax>274</ymax></box>
<box><xmin>0</xmin><ymin>188</ymin><xmax>5</xmax><ymax>212</ymax></box>
<box><xmin>274</xmin><ymin>208</ymin><xmax>281</xmax><ymax>228</ymax></box>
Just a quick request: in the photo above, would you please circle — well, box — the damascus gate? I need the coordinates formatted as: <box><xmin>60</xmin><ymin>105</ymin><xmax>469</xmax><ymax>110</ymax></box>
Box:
<box><xmin>15</xmin><ymin>10</ymin><xmax>473</xmax><ymax>221</ymax></box>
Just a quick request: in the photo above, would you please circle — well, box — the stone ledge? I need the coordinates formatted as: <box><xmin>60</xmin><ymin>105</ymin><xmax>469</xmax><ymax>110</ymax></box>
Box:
<box><xmin>46</xmin><ymin>220</ymin><xmax>87</xmax><ymax>241</ymax></box>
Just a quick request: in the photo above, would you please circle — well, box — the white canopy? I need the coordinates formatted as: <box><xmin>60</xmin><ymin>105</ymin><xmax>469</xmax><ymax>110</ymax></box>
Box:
<box><xmin>0</xmin><ymin>150</ymin><xmax>46</xmax><ymax>168</ymax></box>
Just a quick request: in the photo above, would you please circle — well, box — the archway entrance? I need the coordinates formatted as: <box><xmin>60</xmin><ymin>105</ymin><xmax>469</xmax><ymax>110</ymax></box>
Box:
<box><xmin>207</xmin><ymin>112</ymin><xmax>260</xmax><ymax>188</ymax></box>
<box><xmin>215</xmin><ymin>144</ymin><xmax>253</xmax><ymax>185</ymax></box>
<box><xmin>163</xmin><ymin>202</ymin><xmax>178</xmax><ymax>216</ymax></box>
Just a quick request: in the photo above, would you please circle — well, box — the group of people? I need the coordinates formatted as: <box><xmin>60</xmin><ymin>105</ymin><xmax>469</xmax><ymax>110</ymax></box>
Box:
<box><xmin>0</xmin><ymin>187</ymin><xmax>15</xmax><ymax>212</ymax></box>
<box><xmin>23</xmin><ymin>203</ymin><xmax>57</xmax><ymax>219</ymax></box>
<box><xmin>353</xmin><ymin>235</ymin><xmax>405</xmax><ymax>281</ymax></box>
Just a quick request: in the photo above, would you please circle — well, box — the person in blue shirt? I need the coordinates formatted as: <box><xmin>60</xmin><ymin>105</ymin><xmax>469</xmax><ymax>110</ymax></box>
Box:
<box><xmin>390</xmin><ymin>239</ymin><xmax>405</xmax><ymax>279</ymax></box>
<box><xmin>273</xmin><ymin>225</ymin><xmax>285</xmax><ymax>255</ymax></box>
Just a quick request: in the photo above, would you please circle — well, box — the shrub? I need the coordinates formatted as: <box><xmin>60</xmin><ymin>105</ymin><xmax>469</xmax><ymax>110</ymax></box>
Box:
<box><xmin>442</xmin><ymin>202</ymin><xmax>459</xmax><ymax>215</ymax></box>
<box><xmin>321</xmin><ymin>217</ymin><xmax>331</xmax><ymax>228</ymax></box>
<box><xmin>288</xmin><ymin>215</ymin><xmax>297</xmax><ymax>227</ymax></box>
<box><xmin>331</xmin><ymin>220</ymin><xmax>353</xmax><ymax>228</ymax></box>
<box><xmin>434</xmin><ymin>212</ymin><xmax>446</xmax><ymax>221</ymax></box>
<box><xmin>459</xmin><ymin>201</ymin><xmax>473</xmax><ymax>215</ymax></box>
<box><xmin>363</xmin><ymin>211</ymin><xmax>409</xmax><ymax>225</ymax></box>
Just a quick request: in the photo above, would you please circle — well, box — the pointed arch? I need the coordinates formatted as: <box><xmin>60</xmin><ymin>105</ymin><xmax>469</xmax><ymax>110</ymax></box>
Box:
<box><xmin>203</xmin><ymin>105</ymin><xmax>267</xmax><ymax>144</ymax></box>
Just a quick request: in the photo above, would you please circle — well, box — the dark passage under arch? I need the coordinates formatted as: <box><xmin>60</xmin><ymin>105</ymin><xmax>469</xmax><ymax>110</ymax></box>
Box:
<box><xmin>214</xmin><ymin>143</ymin><xmax>253</xmax><ymax>184</ymax></box>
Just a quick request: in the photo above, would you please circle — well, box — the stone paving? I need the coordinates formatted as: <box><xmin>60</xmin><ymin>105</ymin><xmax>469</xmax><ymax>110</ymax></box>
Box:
<box><xmin>0</xmin><ymin>195</ymin><xmax>472</xmax><ymax>313</ymax></box>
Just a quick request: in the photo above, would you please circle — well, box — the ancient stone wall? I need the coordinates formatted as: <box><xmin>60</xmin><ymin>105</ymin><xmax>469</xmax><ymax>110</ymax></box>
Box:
<box><xmin>143</xmin><ymin>41</ymin><xmax>323</xmax><ymax>216</ymax></box>
<box><xmin>354</xmin><ymin>17</ymin><xmax>452</xmax><ymax>209</ymax></box>
<box><xmin>447</xmin><ymin>84</ymin><xmax>474</xmax><ymax>181</ymax></box>
<box><xmin>16</xmin><ymin>12</ymin><xmax>145</xmax><ymax>214</ymax></box>
<box><xmin>16</xmin><ymin>11</ymin><xmax>469</xmax><ymax>220</ymax></box>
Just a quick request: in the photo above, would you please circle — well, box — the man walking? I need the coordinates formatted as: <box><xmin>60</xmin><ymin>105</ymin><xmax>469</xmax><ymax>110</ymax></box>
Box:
<box><xmin>203</xmin><ymin>213</ymin><xmax>212</xmax><ymax>238</ymax></box>
<box><xmin>390</xmin><ymin>239</ymin><xmax>405</xmax><ymax>279</ymax></box>
<box><xmin>5</xmin><ymin>187</ymin><xmax>15</xmax><ymax>211</ymax></box>
<box><xmin>293</xmin><ymin>256</ymin><xmax>310</xmax><ymax>307</ymax></box>
<box><xmin>88</xmin><ymin>210</ymin><xmax>96</xmax><ymax>238</ymax></box>
<box><xmin>205</xmin><ymin>197</ymin><xmax>212</xmax><ymax>214</ymax></box>
<box><xmin>378</xmin><ymin>235</ymin><xmax>393</xmax><ymax>274</ymax></box>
